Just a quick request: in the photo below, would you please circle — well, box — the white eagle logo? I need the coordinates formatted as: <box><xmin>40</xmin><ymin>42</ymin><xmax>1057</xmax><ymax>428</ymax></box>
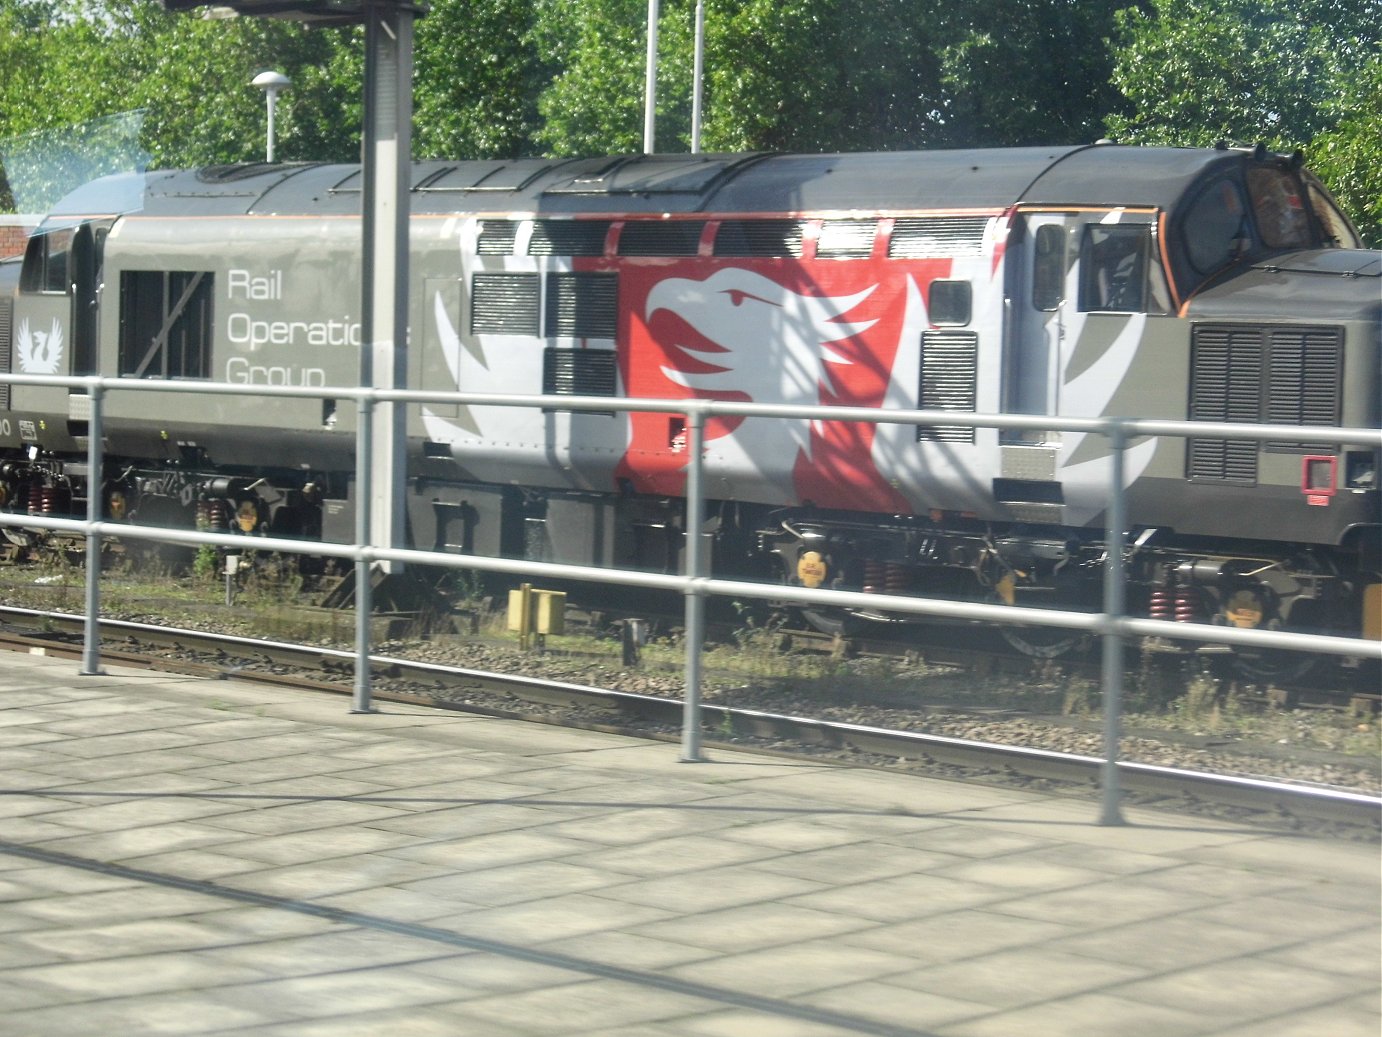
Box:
<box><xmin>16</xmin><ymin>318</ymin><xmax>64</xmax><ymax>375</ymax></box>
<box><xmin>645</xmin><ymin>269</ymin><xmax>877</xmax><ymax>498</ymax></box>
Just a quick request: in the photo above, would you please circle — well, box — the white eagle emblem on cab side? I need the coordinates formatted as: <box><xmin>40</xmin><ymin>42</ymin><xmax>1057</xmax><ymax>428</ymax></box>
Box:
<box><xmin>16</xmin><ymin>318</ymin><xmax>65</xmax><ymax>375</ymax></box>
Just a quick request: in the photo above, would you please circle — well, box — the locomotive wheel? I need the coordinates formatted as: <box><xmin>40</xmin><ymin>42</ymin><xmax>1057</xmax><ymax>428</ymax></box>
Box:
<box><xmin>1228</xmin><ymin>645</ymin><xmax>1322</xmax><ymax>684</ymax></box>
<box><xmin>125</xmin><ymin>496</ymin><xmax>196</xmax><ymax>571</ymax></box>
<box><xmin>1218</xmin><ymin>586</ymin><xmax>1325</xmax><ymax>684</ymax></box>
<box><xmin>1226</xmin><ymin>613</ymin><xmax>1328</xmax><ymax>683</ymax></box>
<box><xmin>800</xmin><ymin>608</ymin><xmax>868</xmax><ymax>639</ymax></box>
<box><xmin>1</xmin><ymin>525</ymin><xmax>37</xmax><ymax>548</ymax></box>
<box><xmin>989</xmin><ymin>577</ymin><xmax>1092</xmax><ymax>660</ymax></box>
<box><xmin>998</xmin><ymin>622</ymin><xmax>1090</xmax><ymax>660</ymax></box>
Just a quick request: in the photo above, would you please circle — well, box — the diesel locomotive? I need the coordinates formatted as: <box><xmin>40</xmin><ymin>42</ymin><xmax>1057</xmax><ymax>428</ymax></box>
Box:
<box><xmin>0</xmin><ymin>143</ymin><xmax>1378</xmax><ymax>667</ymax></box>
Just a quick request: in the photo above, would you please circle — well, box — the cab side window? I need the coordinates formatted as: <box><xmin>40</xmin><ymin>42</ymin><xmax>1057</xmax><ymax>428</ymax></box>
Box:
<box><xmin>1079</xmin><ymin>224</ymin><xmax>1149</xmax><ymax>312</ymax></box>
<box><xmin>19</xmin><ymin>228</ymin><xmax>74</xmax><ymax>294</ymax></box>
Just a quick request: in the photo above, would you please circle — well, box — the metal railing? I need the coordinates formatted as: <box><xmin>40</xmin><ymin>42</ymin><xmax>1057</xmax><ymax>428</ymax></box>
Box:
<box><xmin>2</xmin><ymin>370</ymin><xmax>1379</xmax><ymax>825</ymax></box>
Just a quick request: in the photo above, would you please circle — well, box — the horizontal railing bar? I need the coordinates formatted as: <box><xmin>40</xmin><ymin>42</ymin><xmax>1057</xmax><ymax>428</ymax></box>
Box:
<box><xmin>1</xmin><ymin>373</ymin><xmax>1377</xmax><ymax>446</ymax></box>
<box><xmin>6</xmin><ymin>513</ymin><xmax>1377</xmax><ymax>661</ymax></box>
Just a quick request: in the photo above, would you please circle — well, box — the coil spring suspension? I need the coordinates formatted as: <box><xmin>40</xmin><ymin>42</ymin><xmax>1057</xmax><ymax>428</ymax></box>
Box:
<box><xmin>27</xmin><ymin>483</ymin><xmax>69</xmax><ymax>516</ymax></box>
<box><xmin>198</xmin><ymin>499</ymin><xmax>231</xmax><ymax>533</ymax></box>
<box><xmin>1149</xmin><ymin>574</ymin><xmax>1203</xmax><ymax>623</ymax></box>
<box><xmin>861</xmin><ymin>559</ymin><xmax>911</xmax><ymax>595</ymax></box>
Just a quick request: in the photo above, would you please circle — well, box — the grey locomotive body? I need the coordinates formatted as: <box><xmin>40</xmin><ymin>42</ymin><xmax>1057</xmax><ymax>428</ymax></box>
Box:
<box><xmin>1</xmin><ymin>143</ymin><xmax>1377</xmax><ymax>663</ymax></box>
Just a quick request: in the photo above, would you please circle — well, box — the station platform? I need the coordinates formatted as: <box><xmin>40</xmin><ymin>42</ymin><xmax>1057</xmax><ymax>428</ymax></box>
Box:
<box><xmin>0</xmin><ymin>649</ymin><xmax>1377</xmax><ymax>1037</ymax></box>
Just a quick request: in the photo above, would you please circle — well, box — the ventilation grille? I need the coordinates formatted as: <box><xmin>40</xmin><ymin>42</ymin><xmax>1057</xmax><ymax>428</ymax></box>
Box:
<box><xmin>916</xmin><ymin>330</ymin><xmax>978</xmax><ymax>443</ymax></box>
<box><xmin>528</xmin><ymin>220</ymin><xmax>610</xmax><ymax>256</ymax></box>
<box><xmin>476</xmin><ymin>221</ymin><xmax>518</xmax><ymax>255</ymax></box>
<box><xmin>618</xmin><ymin>220</ymin><xmax>705</xmax><ymax>256</ymax></box>
<box><xmin>471</xmin><ymin>273</ymin><xmax>539</xmax><ymax>335</ymax></box>
<box><xmin>713</xmin><ymin>220</ymin><xmax>804</xmax><ymax>257</ymax></box>
<box><xmin>546</xmin><ymin>273</ymin><xmax>618</xmax><ymax>338</ymax></box>
<box><xmin>0</xmin><ymin>296</ymin><xmax>10</xmax><ymax>410</ymax></box>
<box><xmin>890</xmin><ymin>217</ymin><xmax>988</xmax><ymax>258</ymax></box>
<box><xmin>1264</xmin><ymin>325</ymin><xmax>1342</xmax><ymax>449</ymax></box>
<box><xmin>543</xmin><ymin>348</ymin><xmax>618</xmax><ymax>397</ymax></box>
<box><xmin>1188</xmin><ymin>325</ymin><xmax>1262</xmax><ymax>482</ymax></box>
<box><xmin>1188</xmin><ymin>323</ymin><xmax>1344</xmax><ymax>480</ymax></box>
<box><xmin>817</xmin><ymin>220</ymin><xmax>877</xmax><ymax>258</ymax></box>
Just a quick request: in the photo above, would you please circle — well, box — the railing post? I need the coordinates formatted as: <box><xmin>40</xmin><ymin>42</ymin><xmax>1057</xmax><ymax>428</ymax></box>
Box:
<box><xmin>681</xmin><ymin>407</ymin><xmax>707</xmax><ymax>762</ymax></box>
<box><xmin>80</xmin><ymin>383</ymin><xmax>105</xmax><ymax>676</ymax></box>
<box><xmin>353</xmin><ymin>394</ymin><xmax>376</xmax><ymax>714</ymax></box>
<box><xmin>1099</xmin><ymin>421</ymin><xmax>1129</xmax><ymax>825</ymax></box>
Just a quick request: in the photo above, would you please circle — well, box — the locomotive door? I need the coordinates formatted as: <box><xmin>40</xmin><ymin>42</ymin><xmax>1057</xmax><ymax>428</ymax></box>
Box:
<box><xmin>1001</xmin><ymin>212</ymin><xmax>1070</xmax><ymax>438</ymax></box>
<box><xmin>69</xmin><ymin>222</ymin><xmax>105</xmax><ymax>380</ymax></box>
<box><xmin>418</xmin><ymin>277</ymin><xmax>462</xmax><ymax>420</ymax></box>
<box><xmin>1005</xmin><ymin>211</ymin><xmax>1166</xmax><ymax>428</ymax></box>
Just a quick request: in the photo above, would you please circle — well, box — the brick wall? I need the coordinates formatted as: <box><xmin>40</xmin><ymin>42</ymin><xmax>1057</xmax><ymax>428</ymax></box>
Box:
<box><xmin>0</xmin><ymin>217</ymin><xmax>37</xmax><ymax>258</ymax></box>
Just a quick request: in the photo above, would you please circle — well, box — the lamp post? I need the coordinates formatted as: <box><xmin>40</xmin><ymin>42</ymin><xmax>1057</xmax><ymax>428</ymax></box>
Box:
<box><xmin>251</xmin><ymin>70</ymin><xmax>290</xmax><ymax>163</ymax></box>
<box><xmin>165</xmin><ymin>2</ymin><xmax>425</xmax><ymax>714</ymax></box>
<box><xmin>643</xmin><ymin>0</ymin><xmax>658</xmax><ymax>153</ymax></box>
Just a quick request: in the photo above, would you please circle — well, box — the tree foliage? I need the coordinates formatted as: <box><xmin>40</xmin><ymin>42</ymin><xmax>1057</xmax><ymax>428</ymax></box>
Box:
<box><xmin>414</xmin><ymin>0</ymin><xmax>546</xmax><ymax>159</ymax></box>
<box><xmin>1105</xmin><ymin>0</ymin><xmax>1382</xmax><ymax>242</ymax></box>
<box><xmin>0</xmin><ymin>0</ymin><xmax>1377</xmax><ymax>240</ymax></box>
<box><xmin>530</xmin><ymin>1</ymin><xmax>1133</xmax><ymax>155</ymax></box>
<box><xmin>1306</xmin><ymin>51</ymin><xmax>1382</xmax><ymax>244</ymax></box>
<box><xmin>0</xmin><ymin>1</ymin><xmax>358</xmax><ymax>208</ymax></box>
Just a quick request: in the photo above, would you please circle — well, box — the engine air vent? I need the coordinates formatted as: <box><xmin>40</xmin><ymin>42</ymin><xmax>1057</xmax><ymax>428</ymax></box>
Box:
<box><xmin>476</xmin><ymin>220</ymin><xmax>518</xmax><ymax>255</ymax></box>
<box><xmin>1189</xmin><ymin>323</ymin><xmax>1344</xmax><ymax>480</ymax></box>
<box><xmin>528</xmin><ymin>220</ymin><xmax>611</xmax><ymax>256</ymax></box>
<box><xmin>546</xmin><ymin>273</ymin><xmax>618</xmax><ymax>338</ymax></box>
<box><xmin>916</xmin><ymin>330</ymin><xmax>978</xmax><ymax>443</ymax></box>
<box><xmin>889</xmin><ymin>217</ymin><xmax>988</xmax><ymax>258</ymax></box>
<box><xmin>0</xmin><ymin>296</ymin><xmax>10</xmax><ymax>410</ymax></box>
<box><xmin>543</xmin><ymin>348</ymin><xmax>618</xmax><ymax>398</ymax></box>
<box><xmin>1265</xmin><ymin>325</ymin><xmax>1342</xmax><ymax>450</ymax></box>
<box><xmin>471</xmin><ymin>273</ymin><xmax>539</xmax><ymax>335</ymax></box>
<box><xmin>617</xmin><ymin>220</ymin><xmax>705</xmax><ymax>256</ymax></box>
<box><xmin>1188</xmin><ymin>324</ymin><xmax>1262</xmax><ymax>482</ymax></box>
<box><xmin>817</xmin><ymin>220</ymin><xmax>877</xmax><ymax>258</ymax></box>
<box><xmin>713</xmin><ymin>220</ymin><xmax>804</xmax><ymax>258</ymax></box>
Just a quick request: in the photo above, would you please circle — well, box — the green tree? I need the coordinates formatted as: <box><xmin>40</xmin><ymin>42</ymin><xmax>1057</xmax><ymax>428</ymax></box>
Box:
<box><xmin>530</xmin><ymin>0</ymin><xmax>691</xmax><ymax>155</ymax></box>
<box><xmin>0</xmin><ymin>1</ymin><xmax>361</xmax><ymax>207</ymax></box>
<box><xmin>1106</xmin><ymin>0</ymin><xmax>1382</xmax><ymax>242</ymax></box>
<box><xmin>1301</xmin><ymin>51</ymin><xmax>1382</xmax><ymax>245</ymax></box>
<box><xmin>414</xmin><ymin>0</ymin><xmax>547</xmax><ymax>158</ymax></box>
<box><xmin>698</xmin><ymin>0</ymin><xmax>938</xmax><ymax>152</ymax></box>
<box><xmin>531</xmin><ymin>0</ymin><xmax>1131</xmax><ymax>156</ymax></box>
<box><xmin>934</xmin><ymin>1</ymin><xmax>1136</xmax><ymax>147</ymax></box>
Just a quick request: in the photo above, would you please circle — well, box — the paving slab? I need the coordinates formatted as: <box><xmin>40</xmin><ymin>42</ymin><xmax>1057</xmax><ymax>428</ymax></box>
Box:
<box><xmin>0</xmin><ymin>650</ymin><xmax>1376</xmax><ymax>1037</ymax></box>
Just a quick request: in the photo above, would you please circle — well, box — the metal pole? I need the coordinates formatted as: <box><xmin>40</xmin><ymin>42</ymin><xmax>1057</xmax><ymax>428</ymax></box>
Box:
<box><xmin>353</xmin><ymin>395</ymin><xmax>376</xmax><ymax>713</ymax></box>
<box><xmin>680</xmin><ymin>408</ymin><xmax>706</xmax><ymax>761</ymax></box>
<box><xmin>643</xmin><ymin>0</ymin><xmax>659</xmax><ymax>153</ymax></box>
<box><xmin>265</xmin><ymin>89</ymin><xmax>277</xmax><ymax>163</ymax></box>
<box><xmin>1099</xmin><ymin>422</ymin><xmax>1129</xmax><ymax>825</ymax></box>
<box><xmin>362</xmin><ymin>0</ymin><xmax>412</xmax><ymax>576</ymax></box>
<box><xmin>690</xmin><ymin>0</ymin><xmax>704</xmax><ymax>154</ymax></box>
<box><xmin>80</xmin><ymin>384</ymin><xmax>104</xmax><ymax>676</ymax></box>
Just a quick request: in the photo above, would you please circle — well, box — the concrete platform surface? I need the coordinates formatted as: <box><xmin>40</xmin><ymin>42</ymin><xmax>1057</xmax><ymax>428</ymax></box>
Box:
<box><xmin>0</xmin><ymin>649</ymin><xmax>1377</xmax><ymax>1036</ymax></box>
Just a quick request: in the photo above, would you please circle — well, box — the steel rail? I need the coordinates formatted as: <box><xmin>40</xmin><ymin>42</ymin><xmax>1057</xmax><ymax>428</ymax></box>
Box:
<box><xmin>4</xmin><ymin>608</ymin><xmax>1377</xmax><ymax>832</ymax></box>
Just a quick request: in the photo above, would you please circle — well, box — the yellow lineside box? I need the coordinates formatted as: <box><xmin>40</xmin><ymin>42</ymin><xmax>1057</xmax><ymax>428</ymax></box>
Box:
<box><xmin>506</xmin><ymin>587</ymin><xmax>567</xmax><ymax>635</ymax></box>
<box><xmin>1364</xmin><ymin>583</ymin><xmax>1381</xmax><ymax>641</ymax></box>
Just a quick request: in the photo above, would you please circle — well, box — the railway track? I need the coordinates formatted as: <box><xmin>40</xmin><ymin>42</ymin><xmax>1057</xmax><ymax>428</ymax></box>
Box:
<box><xmin>3</xmin><ymin>605</ymin><xmax>1378</xmax><ymax>837</ymax></box>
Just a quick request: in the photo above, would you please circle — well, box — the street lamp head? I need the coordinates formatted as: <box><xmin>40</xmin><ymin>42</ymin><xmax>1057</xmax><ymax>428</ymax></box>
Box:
<box><xmin>252</xmin><ymin>70</ymin><xmax>291</xmax><ymax>93</ymax></box>
<box><xmin>251</xmin><ymin>71</ymin><xmax>291</xmax><ymax>163</ymax></box>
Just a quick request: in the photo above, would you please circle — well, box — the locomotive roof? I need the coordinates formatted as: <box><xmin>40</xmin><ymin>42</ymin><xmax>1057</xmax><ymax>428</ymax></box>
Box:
<box><xmin>47</xmin><ymin>144</ymin><xmax>1255</xmax><ymax>220</ymax></box>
